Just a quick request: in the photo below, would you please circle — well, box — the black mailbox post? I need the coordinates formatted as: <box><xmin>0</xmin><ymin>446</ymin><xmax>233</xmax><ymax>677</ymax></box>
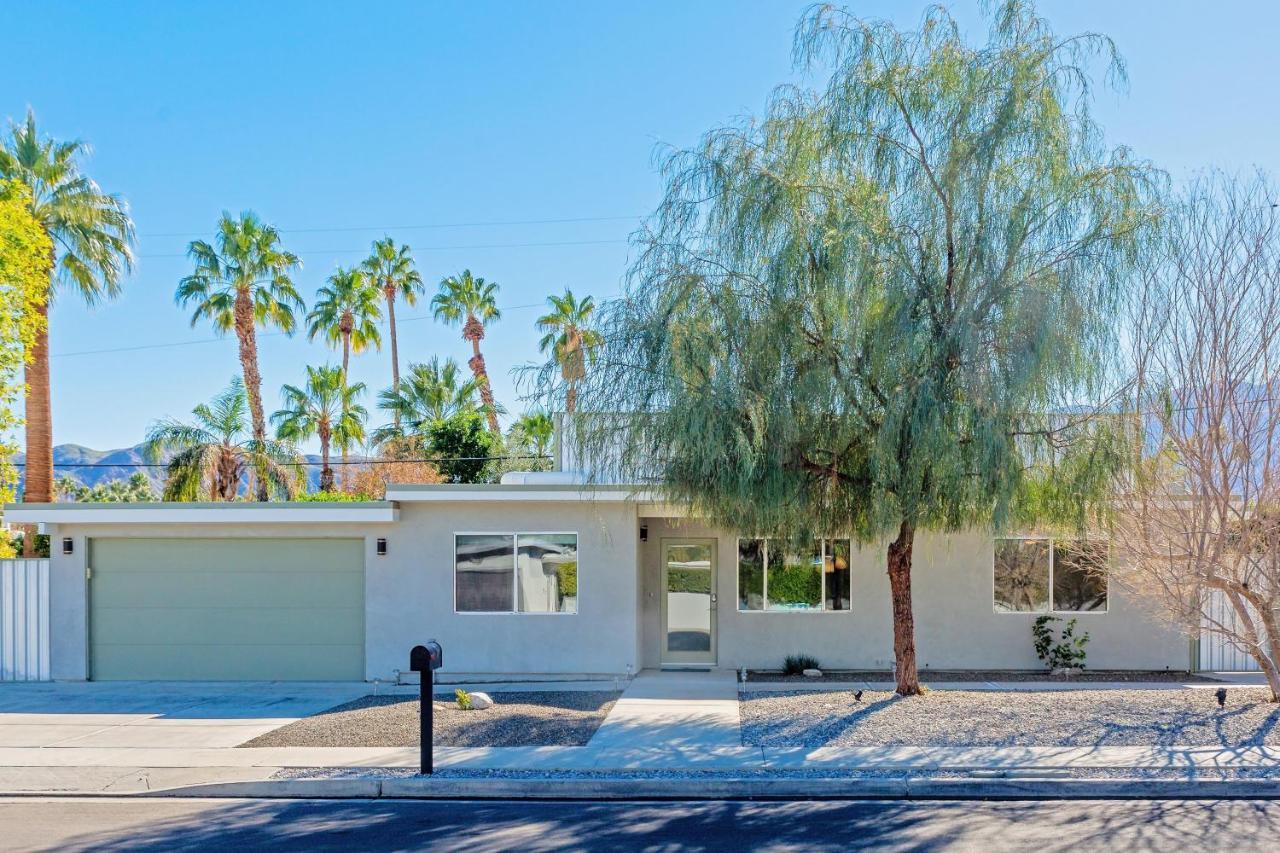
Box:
<box><xmin>409</xmin><ymin>641</ymin><xmax>444</xmax><ymax>774</ymax></box>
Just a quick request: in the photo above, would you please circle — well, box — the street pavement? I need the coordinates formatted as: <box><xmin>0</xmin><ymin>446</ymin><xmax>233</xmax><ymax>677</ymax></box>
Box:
<box><xmin>2</xmin><ymin>796</ymin><xmax>1280</xmax><ymax>851</ymax></box>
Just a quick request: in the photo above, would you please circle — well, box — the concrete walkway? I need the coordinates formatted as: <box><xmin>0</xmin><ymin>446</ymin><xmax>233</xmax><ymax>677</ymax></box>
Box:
<box><xmin>587</xmin><ymin>669</ymin><xmax>741</xmax><ymax>750</ymax></box>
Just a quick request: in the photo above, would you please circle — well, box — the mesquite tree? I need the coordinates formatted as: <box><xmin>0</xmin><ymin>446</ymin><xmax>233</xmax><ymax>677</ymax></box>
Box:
<box><xmin>570</xmin><ymin>1</ymin><xmax>1157</xmax><ymax>695</ymax></box>
<box><xmin>1115</xmin><ymin>173</ymin><xmax>1280</xmax><ymax>701</ymax></box>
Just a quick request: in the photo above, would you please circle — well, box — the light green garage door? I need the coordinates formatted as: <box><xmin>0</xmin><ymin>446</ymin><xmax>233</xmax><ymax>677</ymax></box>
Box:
<box><xmin>89</xmin><ymin>538</ymin><xmax>365</xmax><ymax>681</ymax></box>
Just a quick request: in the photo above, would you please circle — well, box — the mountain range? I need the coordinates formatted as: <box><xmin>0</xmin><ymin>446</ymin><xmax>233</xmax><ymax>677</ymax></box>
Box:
<box><xmin>15</xmin><ymin>443</ymin><xmax>336</xmax><ymax>494</ymax></box>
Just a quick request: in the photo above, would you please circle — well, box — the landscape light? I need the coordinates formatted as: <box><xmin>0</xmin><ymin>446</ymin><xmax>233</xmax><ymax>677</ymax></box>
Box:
<box><xmin>376</xmin><ymin>538</ymin><xmax>387</xmax><ymax>556</ymax></box>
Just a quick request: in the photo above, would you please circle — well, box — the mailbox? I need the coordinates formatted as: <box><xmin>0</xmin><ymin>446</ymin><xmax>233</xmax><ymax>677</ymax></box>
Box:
<box><xmin>409</xmin><ymin>640</ymin><xmax>443</xmax><ymax>775</ymax></box>
<box><xmin>410</xmin><ymin>641</ymin><xmax>443</xmax><ymax>673</ymax></box>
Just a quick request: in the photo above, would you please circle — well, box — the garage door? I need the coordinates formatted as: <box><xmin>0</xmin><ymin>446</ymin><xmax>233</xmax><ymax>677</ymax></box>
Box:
<box><xmin>89</xmin><ymin>538</ymin><xmax>364</xmax><ymax>681</ymax></box>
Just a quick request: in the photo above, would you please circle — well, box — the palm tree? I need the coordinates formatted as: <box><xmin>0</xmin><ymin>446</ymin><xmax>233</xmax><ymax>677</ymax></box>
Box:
<box><xmin>272</xmin><ymin>366</ymin><xmax>368</xmax><ymax>493</ymax></box>
<box><xmin>307</xmin><ymin>266</ymin><xmax>382</xmax><ymax>380</ymax></box>
<box><xmin>536</xmin><ymin>288</ymin><xmax>603</xmax><ymax>414</ymax></box>
<box><xmin>432</xmin><ymin>269</ymin><xmax>501</xmax><ymax>434</ymax></box>
<box><xmin>370</xmin><ymin>357</ymin><xmax>480</xmax><ymax>449</ymax></box>
<box><xmin>176</xmin><ymin>211</ymin><xmax>303</xmax><ymax>499</ymax></box>
<box><xmin>0</xmin><ymin>110</ymin><xmax>134</xmax><ymax>515</ymax></box>
<box><xmin>508</xmin><ymin>411</ymin><xmax>555</xmax><ymax>459</ymax></box>
<box><xmin>362</xmin><ymin>238</ymin><xmax>423</xmax><ymax>421</ymax></box>
<box><xmin>144</xmin><ymin>377</ymin><xmax>301</xmax><ymax>501</ymax></box>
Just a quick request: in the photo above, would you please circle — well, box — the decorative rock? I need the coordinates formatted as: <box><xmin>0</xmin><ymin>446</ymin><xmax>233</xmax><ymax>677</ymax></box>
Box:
<box><xmin>467</xmin><ymin>691</ymin><xmax>494</xmax><ymax>709</ymax></box>
<box><xmin>802</xmin><ymin>668</ymin><xmax>823</xmax><ymax>678</ymax></box>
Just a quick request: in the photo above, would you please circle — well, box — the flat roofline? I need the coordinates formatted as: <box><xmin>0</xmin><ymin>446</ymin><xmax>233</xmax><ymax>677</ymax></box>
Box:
<box><xmin>385</xmin><ymin>483</ymin><xmax>656</xmax><ymax>502</ymax></box>
<box><xmin>2</xmin><ymin>501</ymin><xmax>399</xmax><ymax>525</ymax></box>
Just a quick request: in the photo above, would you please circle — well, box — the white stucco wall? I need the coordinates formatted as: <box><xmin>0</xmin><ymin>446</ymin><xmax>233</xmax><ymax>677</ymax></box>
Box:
<box><xmin>640</xmin><ymin>518</ymin><xmax>1190</xmax><ymax>672</ymax></box>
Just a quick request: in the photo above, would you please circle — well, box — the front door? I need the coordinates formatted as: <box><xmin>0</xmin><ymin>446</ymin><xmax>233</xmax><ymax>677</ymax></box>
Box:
<box><xmin>661</xmin><ymin>540</ymin><xmax>717</xmax><ymax>665</ymax></box>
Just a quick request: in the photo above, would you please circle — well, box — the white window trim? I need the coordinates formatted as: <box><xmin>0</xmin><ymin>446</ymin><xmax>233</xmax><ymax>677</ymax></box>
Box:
<box><xmin>992</xmin><ymin>536</ymin><xmax>1110</xmax><ymax>615</ymax></box>
<box><xmin>453</xmin><ymin>531</ymin><xmax>579</xmax><ymax>615</ymax></box>
<box><xmin>736</xmin><ymin>537</ymin><xmax>853</xmax><ymax>614</ymax></box>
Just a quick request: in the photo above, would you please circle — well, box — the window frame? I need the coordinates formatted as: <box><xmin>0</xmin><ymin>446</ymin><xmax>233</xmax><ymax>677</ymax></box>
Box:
<box><xmin>735</xmin><ymin>537</ymin><xmax>853</xmax><ymax>614</ymax></box>
<box><xmin>453</xmin><ymin>531</ymin><xmax>580</xmax><ymax>615</ymax></box>
<box><xmin>992</xmin><ymin>535</ymin><xmax>1110</xmax><ymax>615</ymax></box>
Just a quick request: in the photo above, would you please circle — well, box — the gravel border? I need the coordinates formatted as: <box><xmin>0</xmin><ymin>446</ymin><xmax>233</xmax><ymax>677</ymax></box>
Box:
<box><xmin>748</xmin><ymin>669</ymin><xmax>1220</xmax><ymax>683</ymax></box>
<box><xmin>240</xmin><ymin>690</ymin><xmax>620</xmax><ymax>748</ymax></box>
<box><xmin>741</xmin><ymin>687</ymin><xmax>1280</xmax><ymax>747</ymax></box>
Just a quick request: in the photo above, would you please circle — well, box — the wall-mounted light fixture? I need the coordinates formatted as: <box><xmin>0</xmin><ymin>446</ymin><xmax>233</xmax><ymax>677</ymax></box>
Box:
<box><xmin>639</xmin><ymin>525</ymin><xmax>648</xmax><ymax>543</ymax></box>
<box><xmin>376</xmin><ymin>537</ymin><xmax>388</xmax><ymax>556</ymax></box>
<box><xmin>62</xmin><ymin>537</ymin><xmax>74</xmax><ymax>556</ymax></box>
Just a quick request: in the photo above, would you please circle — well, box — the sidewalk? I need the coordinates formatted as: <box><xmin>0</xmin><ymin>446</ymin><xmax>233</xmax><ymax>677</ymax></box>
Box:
<box><xmin>587</xmin><ymin>669</ymin><xmax>740</xmax><ymax>749</ymax></box>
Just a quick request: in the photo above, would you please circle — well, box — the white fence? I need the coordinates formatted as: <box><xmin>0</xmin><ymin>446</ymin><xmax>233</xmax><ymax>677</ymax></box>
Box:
<box><xmin>1199</xmin><ymin>589</ymin><xmax>1264</xmax><ymax>672</ymax></box>
<box><xmin>0</xmin><ymin>559</ymin><xmax>50</xmax><ymax>681</ymax></box>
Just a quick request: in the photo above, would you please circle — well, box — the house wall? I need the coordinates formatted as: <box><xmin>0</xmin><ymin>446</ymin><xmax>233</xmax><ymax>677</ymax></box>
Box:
<box><xmin>366</xmin><ymin>500</ymin><xmax>640</xmax><ymax>679</ymax></box>
<box><xmin>639</xmin><ymin>517</ymin><xmax>1189</xmax><ymax>672</ymax></box>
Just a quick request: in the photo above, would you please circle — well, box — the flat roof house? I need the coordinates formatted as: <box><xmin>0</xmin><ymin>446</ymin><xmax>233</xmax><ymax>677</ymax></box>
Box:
<box><xmin>3</xmin><ymin>462</ymin><xmax>1192</xmax><ymax>682</ymax></box>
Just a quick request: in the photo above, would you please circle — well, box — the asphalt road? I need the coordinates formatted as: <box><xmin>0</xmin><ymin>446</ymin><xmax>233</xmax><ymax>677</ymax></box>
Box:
<box><xmin>3</xmin><ymin>797</ymin><xmax>1279</xmax><ymax>852</ymax></box>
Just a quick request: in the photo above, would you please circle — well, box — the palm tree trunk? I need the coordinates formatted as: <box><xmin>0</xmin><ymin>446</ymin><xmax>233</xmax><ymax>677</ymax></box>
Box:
<box><xmin>465</xmin><ymin>324</ymin><xmax>500</xmax><ymax>434</ymax></box>
<box><xmin>319</xmin><ymin>425</ymin><xmax>334</xmax><ymax>492</ymax></box>
<box><xmin>340</xmin><ymin>334</ymin><xmax>351</xmax><ymax>488</ymax></box>
<box><xmin>19</xmin><ymin>298</ymin><xmax>52</xmax><ymax>555</ymax></box>
<box><xmin>886</xmin><ymin>520</ymin><xmax>921</xmax><ymax>696</ymax></box>
<box><xmin>385</xmin><ymin>288</ymin><xmax>400</xmax><ymax>427</ymax></box>
<box><xmin>565</xmin><ymin>382</ymin><xmax>577</xmax><ymax>415</ymax></box>
<box><xmin>233</xmin><ymin>288</ymin><xmax>269</xmax><ymax>501</ymax></box>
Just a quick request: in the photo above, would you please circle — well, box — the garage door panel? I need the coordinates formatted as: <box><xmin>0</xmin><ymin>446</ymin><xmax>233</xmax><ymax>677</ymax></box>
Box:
<box><xmin>89</xmin><ymin>538</ymin><xmax>365</xmax><ymax>681</ymax></box>
<box><xmin>91</xmin><ymin>644</ymin><xmax>364</xmax><ymax>682</ymax></box>
<box><xmin>92</xmin><ymin>606</ymin><xmax>365</xmax><ymax>646</ymax></box>
<box><xmin>92</xmin><ymin>571</ymin><xmax>364</xmax><ymax>609</ymax></box>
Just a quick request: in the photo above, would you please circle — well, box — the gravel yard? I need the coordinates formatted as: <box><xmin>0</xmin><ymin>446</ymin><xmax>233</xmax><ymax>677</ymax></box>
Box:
<box><xmin>240</xmin><ymin>691</ymin><xmax>620</xmax><ymax>748</ymax></box>
<box><xmin>740</xmin><ymin>688</ymin><xmax>1280</xmax><ymax>748</ymax></box>
<box><xmin>748</xmin><ymin>670</ymin><xmax>1219</xmax><ymax>683</ymax></box>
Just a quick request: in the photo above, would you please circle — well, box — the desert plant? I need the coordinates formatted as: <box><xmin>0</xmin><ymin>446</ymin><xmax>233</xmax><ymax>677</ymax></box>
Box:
<box><xmin>455</xmin><ymin>688</ymin><xmax>472</xmax><ymax>710</ymax></box>
<box><xmin>1032</xmin><ymin>615</ymin><xmax>1090</xmax><ymax>671</ymax></box>
<box><xmin>783</xmin><ymin>654</ymin><xmax>820</xmax><ymax>676</ymax></box>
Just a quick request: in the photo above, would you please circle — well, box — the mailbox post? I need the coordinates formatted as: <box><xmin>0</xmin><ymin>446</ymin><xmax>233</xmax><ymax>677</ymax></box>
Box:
<box><xmin>409</xmin><ymin>641</ymin><xmax>443</xmax><ymax>774</ymax></box>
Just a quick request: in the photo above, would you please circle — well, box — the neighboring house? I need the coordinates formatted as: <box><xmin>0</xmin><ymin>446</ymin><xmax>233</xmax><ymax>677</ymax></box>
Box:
<box><xmin>3</xmin><ymin>452</ymin><xmax>1191</xmax><ymax>682</ymax></box>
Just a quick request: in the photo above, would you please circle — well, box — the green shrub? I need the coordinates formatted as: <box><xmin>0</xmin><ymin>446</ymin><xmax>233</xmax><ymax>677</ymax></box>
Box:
<box><xmin>1032</xmin><ymin>615</ymin><xmax>1090</xmax><ymax>670</ymax></box>
<box><xmin>767</xmin><ymin>562</ymin><xmax>822</xmax><ymax>607</ymax></box>
<box><xmin>556</xmin><ymin>561</ymin><xmax>578</xmax><ymax>597</ymax></box>
<box><xmin>455</xmin><ymin>688</ymin><xmax>472</xmax><ymax>710</ymax></box>
<box><xmin>783</xmin><ymin>654</ymin><xmax>820</xmax><ymax>675</ymax></box>
<box><xmin>295</xmin><ymin>491</ymin><xmax>379</xmax><ymax>502</ymax></box>
<box><xmin>666</xmin><ymin>567</ymin><xmax>710</xmax><ymax>594</ymax></box>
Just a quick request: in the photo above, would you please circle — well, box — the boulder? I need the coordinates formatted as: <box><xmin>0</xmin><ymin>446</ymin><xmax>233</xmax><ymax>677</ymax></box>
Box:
<box><xmin>802</xmin><ymin>668</ymin><xmax>823</xmax><ymax>678</ymax></box>
<box><xmin>467</xmin><ymin>691</ymin><xmax>494</xmax><ymax>709</ymax></box>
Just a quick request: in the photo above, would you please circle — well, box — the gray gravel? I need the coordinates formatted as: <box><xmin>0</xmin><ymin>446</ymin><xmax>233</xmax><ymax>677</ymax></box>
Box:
<box><xmin>741</xmin><ymin>688</ymin><xmax>1280</xmax><ymax>747</ymax></box>
<box><xmin>241</xmin><ymin>690</ymin><xmax>619</xmax><ymax>748</ymax></box>
<box><xmin>749</xmin><ymin>670</ymin><xmax>1219</xmax><ymax>683</ymax></box>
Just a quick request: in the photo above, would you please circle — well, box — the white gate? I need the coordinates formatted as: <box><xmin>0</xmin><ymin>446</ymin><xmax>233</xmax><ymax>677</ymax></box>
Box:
<box><xmin>1199</xmin><ymin>589</ymin><xmax>1264</xmax><ymax>672</ymax></box>
<box><xmin>0</xmin><ymin>558</ymin><xmax>50</xmax><ymax>681</ymax></box>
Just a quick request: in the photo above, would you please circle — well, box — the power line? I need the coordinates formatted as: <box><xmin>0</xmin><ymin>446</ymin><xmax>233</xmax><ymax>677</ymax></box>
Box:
<box><xmin>138</xmin><ymin>237</ymin><xmax>629</xmax><ymax>259</ymax></box>
<box><xmin>140</xmin><ymin>214</ymin><xmax>642</xmax><ymax>239</ymax></box>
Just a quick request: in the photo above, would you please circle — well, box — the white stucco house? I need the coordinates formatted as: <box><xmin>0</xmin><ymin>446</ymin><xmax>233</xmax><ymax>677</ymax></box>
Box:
<box><xmin>3</xmin><ymin>462</ymin><xmax>1193</xmax><ymax>682</ymax></box>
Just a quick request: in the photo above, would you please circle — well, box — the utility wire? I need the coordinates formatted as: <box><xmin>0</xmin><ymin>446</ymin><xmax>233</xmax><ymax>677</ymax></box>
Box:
<box><xmin>24</xmin><ymin>454</ymin><xmax>553</xmax><ymax>469</ymax></box>
<box><xmin>140</xmin><ymin>214</ymin><xmax>642</xmax><ymax>239</ymax></box>
<box><xmin>138</xmin><ymin>237</ymin><xmax>629</xmax><ymax>259</ymax></box>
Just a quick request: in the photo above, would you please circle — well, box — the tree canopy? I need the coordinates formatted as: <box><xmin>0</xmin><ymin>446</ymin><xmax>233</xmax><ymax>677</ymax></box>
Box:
<box><xmin>570</xmin><ymin>0</ymin><xmax>1160</xmax><ymax>693</ymax></box>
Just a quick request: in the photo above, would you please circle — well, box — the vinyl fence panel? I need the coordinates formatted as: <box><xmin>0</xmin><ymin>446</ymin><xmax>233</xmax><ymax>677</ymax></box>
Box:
<box><xmin>0</xmin><ymin>558</ymin><xmax>51</xmax><ymax>681</ymax></box>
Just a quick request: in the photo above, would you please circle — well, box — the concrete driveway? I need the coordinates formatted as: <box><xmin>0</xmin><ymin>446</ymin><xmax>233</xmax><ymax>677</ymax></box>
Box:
<box><xmin>0</xmin><ymin>682</ymin><xmax>371</xmax><ymax>749</ymax></box>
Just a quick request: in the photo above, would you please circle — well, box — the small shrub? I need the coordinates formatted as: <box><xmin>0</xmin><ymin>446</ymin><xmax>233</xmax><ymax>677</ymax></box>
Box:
<box><xmin>1032</xmin><ymin>615</ymin><xmax>1090</xmax><ymax>671</ymax></box>
<box><xmin>783</xmin><ymin>654</ymin><xmax>820</xmax><ymax>675</ymax></box>
<box><xmin>455</xmin><ymin>688</ymin><xmax>472</xmax><ymax>710</ymax></box>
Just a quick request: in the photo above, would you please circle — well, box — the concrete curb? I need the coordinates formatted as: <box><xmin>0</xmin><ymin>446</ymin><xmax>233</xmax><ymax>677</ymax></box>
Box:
<box><xmin>78</xmin><ymin>775</ymin><xmax>1280</xmax><ymax>801</ymax></box>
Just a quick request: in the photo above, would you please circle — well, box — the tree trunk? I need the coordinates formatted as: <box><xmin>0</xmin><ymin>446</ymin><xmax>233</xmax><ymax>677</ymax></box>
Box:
<box><xmin>319</xmin><ymin>425</ymin><xmax>334</xmax><ymax>492</ymax></box>
<box><xmin>22</xmin><ymin>299</ymin><xmax>53</xmax><ymax>505</ymax></box>
<box><xmin>233</xmin><ymin>288</ymin><xmax>269</xmax><ymax>501</ymax></box>
<box><xmin>886</xmin><ymin>520</ymin><xmax>921</xmax><ymax>696</ymax></box>
<box><xmin>464</xmin><ymin>316</ymin><xmax>500</xmax><ymax>435</ymax></box>
<box><xmin>385</xmin><ymin>288</ymin><xmax>400</xmax><ymax>427</ymax></box>
<box><xmin>565</xmin><ymin>382</ymin><xmax>577</xmax><ymax>415</ymax></box>
<box><xmin>340</xmin><ymin>333</ymin><xmax>351</xmax><ymax>489</ymax></box>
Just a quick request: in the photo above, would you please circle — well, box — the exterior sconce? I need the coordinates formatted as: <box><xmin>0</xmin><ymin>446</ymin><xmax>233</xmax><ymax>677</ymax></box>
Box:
<box><xmin>62</xmin><ymin>537</ymin><xmax>73</xmax><ymax>555</ymax></box>
<box><xmin>376</xmin><ymin>538</ymin><xmax>387</xmax><ymax>556</ymax></box>
<box><xmin>640</xmin><ymin>525</ymin><xmax>648</xmax><ymax>543</ymax></box>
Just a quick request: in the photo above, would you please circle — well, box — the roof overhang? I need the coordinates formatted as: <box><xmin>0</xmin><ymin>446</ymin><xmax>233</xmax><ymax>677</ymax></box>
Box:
<box><xmin>1</xmin><ymin>501</ymin><xmax>399</xmax><ymax>525</ymax></box>
<box><xmin>386</xmin><ymin>483</ymin><xmax>656</xmax><ymax>503</ymax></box>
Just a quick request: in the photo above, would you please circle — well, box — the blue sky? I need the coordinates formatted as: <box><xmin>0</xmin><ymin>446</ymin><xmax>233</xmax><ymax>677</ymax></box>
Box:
<box><xmin>5</xmin><ymin>1</ymin><xmax>1278</xmax><ymax>452</ymax></box>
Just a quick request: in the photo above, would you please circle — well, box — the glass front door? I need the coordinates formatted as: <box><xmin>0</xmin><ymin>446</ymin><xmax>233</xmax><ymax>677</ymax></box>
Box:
<box><xmin>661</xmin><ymin>540</ymin><xmax>717</xmax><ymax>665</ymax></box>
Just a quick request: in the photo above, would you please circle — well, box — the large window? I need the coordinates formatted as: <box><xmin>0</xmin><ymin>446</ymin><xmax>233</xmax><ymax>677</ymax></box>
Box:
<box><xmin>455</xmin><ymin>533</ymin><xmax>578</xmax><ymax>613</ymax></box>
<box><xmin>994</xmin><ymin>537</ymin><xmax>1107</xmax><ymax>613</ymax></box>
<box><xmin>737</xmin><ymin>539</ymin><xmax>851</xmax><ymax>612</ymax></box>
